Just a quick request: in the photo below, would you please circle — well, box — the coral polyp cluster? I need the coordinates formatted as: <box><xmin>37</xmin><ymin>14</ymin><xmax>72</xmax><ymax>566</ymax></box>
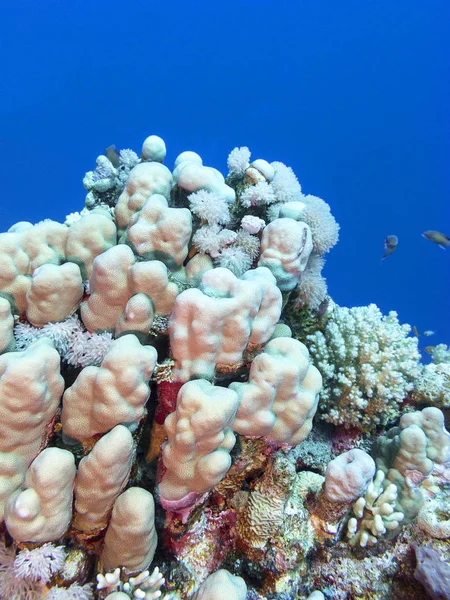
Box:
<box><xmin>0</xmin><ymin>134</ymin><xmax>448</xmax><ymax>600</ymax></box>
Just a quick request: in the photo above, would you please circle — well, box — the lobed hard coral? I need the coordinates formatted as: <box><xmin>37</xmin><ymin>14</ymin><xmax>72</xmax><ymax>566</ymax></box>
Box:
<box><xmin>0</xmin><ymin>132</ymin><xmax>448</xmax><ymax>600</ymax></box>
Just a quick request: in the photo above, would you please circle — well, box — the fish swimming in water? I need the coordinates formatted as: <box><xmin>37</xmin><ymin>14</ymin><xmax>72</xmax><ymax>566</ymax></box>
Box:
<box><xmin>105</xmin><ymin>144</ymin><xmax>121</xmax><ymax>168</ymax></box>
<box><xmin>424</xmin><ymin>346</ymin><xmax>436</xmax><ymax>354</ymax></box>
<box><xmin>414</xmin><ymin>328</ymin><xmax>435</xmax><ymax>338</ymax></box>
<box><xmin>422</xmin><ymin>230</ymin><xmax>450</xmax><ymax>249</ymax></box>
<box><xmin>381</xmin><ymin>235</ymin><xmax>398</xmax><ymax>260</ymax></box>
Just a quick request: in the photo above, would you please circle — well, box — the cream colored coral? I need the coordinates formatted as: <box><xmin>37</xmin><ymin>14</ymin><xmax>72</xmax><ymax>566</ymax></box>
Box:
<box><xmin>0</xmin><ymin>297</ymin><xmax>14</xmax><ymax>353</ymax></box>
<box><xmin>193</xmin><ymin>569</ymin><xmax>247</xmax><ymax>600</ymax></box>
<box><xmin>141</xmin><ymin>134</ymin><xmax>167</xmax><ymax>162</ymax></box>
<box><xmin>82</xmin><ymin>246</ymin><xmax>180</xmax><ymax>333</ymax></box>
<box><xmin>169</xmin><ymin>267</ymin><xmax>282</xmax><ymax>381</ymax></box>
<box><xmin>307</xmin><ymin>593</ymin><xmax>325</xmax><ymax>600</ymax></box>
<box><xmin>0</xmin><ymin>220</ymin><xmax>68</xmax><ymax>313</ymax></box>
<box><xmin>16</xmin><ymin>220</ymin><xmax>68</xmax><ymax>271</ymax></box>
<box><xmin>25</xmin><ymin>262</ymin><xmax>84</xmax><ymax>326</ymax></box>
<box><xmin>0</xmin><ymin>228</ymin><xmax>32</xmax><ymax>313</ymax></box>
<box><xmin>81</xmin><ymin>244</ymin><xmax>136</xmax><ymax>332</ymax></box>
<box><xmin>115</xmin><ymin>293</ymin><xmax>154</xmax><ymax>339</ymax></box>
<box><xmin>159</xmin><ymin>380</ymin><xmax>239</xmax><ymax>505</ymax></box>
<box><xmin>129</xmin><ymin>260</ymin><xmax>179</xmax><ymax>316</ymax></box>
<box><xmin>376</xmin><ymin>407</ymin><xmax>449</xmax><ymax>488</ymax></box>
<box><xmin>4</xmin><ymin>447</ymin><xmax>76</xmax><ymax>543</ymax></box>
<box><xmin>258</xmin><ymin>217</ymin><xmax>313</xmax><ymax>291</ymax></box>
<box><xmin>0</xmin><ymin>452</ymin><xmax>27</xmax><ymax>523</ymax></box>
<box><xmin>125</xmin><ymin>195</ymin><xmax>192</xmax><ymax>269</ymax></box>
<box><xmin>65</xmin><ymin>207</ymin><xmax>117</xmax><ymax>279</ymax></box>
<box><xmin>415</xmin><ymin>362</ymin><xmax>450</xmax><ymax>408</ymax></box>
<box><xmin>230</xmin><ymin>337</ymin><xmax>322</xmax><ymax>444</ymax></box>
<box><xmin>240</xmin><ymin>267</ymin><xmax>283</xmax><ymax>345</ymax></box>
<box><xmin>101</xmin><ymin>487</ymin><xmax>157</xmax><ymax>574</ymax></box>
<box><xmin>347</xmin><ymin>470</ymin><xmax>405</xmax><ymax>547</ymax></box>
<box><xmin>73</xmin><ymin>425</ymin><xmax>135</xmax><ymax>533</ymax></box>
<box><xmin>175</xmin><ymin>161</ymin><xmax>236</xmax><ymax>203</ymax></box>
<box><xmin>417</xmin><ymin>497</ymin><xmax>450</xmax><ymax>539</ymax></box>
<box><xmin>0</xmin><ymin>339</ymin><xmax>64</xmax><ymax>519</ymax></box>
<box><xmin>184</xmin><ymin>253</ymin><xmax>214</xmax><ymax>285</ymax></box>
<box><xmin>373</xmin><ymin>407</ymin><xmax>450</xmax><ymax>525</ymax></box>
<box><xmin>324</xmin><ymin>449</ymin><xmax>376</xmax><ymax>503</ymax></box>
<box><xmin>399</xmin><ymin>407</ymin><xmax>450</xmax><ymax>465</ymax></box>
<box><xmin>61</xmin><ymin>334</ymin><xmax>157</xmax><ymax>443</ymax></box>
<box><xmin>98</xmin><ymin>566</ymin><xmax>165</xmax><ymax>599</ymax></box>
<box><xmin>115</xmin><ymin>164</ymin><xmax>173</xmax><ymax>231</ymax></box>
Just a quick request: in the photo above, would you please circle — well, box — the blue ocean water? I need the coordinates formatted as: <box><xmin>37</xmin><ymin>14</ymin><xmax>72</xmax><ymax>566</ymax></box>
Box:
<box><xmin>0</xmin><ymin>0</ymin><xmax>448</xmax><ymax>348</ymax></box>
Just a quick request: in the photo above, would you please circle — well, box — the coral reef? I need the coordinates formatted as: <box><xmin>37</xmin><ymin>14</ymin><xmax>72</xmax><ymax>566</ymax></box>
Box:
<box><xmin>307</xmin><ymin>302</ymin><xmax>422</xmax><ymax>431</ymax></box>
<box><xmin>0</xmin><ymin>134</ymin><xmax>448</xmax><ymax>600</ymax></box>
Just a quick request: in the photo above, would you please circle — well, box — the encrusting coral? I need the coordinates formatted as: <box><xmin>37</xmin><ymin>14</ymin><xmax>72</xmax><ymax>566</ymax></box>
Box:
<box><xmin>0</xmin><ymin>133</ymin><xmax>448</xmax><ymax>600</ymax></box>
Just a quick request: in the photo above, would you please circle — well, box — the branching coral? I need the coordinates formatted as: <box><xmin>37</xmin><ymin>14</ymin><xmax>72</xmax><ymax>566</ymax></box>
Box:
<box><xmin>0</xmin><ymin>132</ymin><xmax>447</xmax><ymax>600</ymax></box>
<box><xmin>307</xmin><ymin>302</ymin><xmax>421</xmax><ymax>430</ymax></box>
<box><xmin>97</xmin><ymin>566</ymin><xmax>165</xmax><ymax>599</ymax></box>
<box><xmin>414</xmin><ymin>362</ymin><xmax>450</xmax><ymax>408</ymax></box>
<box><xmin>347</xmin><ymin>470</ymin><xmax>405</xmax><ymax>546</ymax></box>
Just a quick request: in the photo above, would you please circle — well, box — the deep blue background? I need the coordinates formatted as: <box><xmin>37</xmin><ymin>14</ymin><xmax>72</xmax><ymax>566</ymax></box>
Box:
<box><xmin>1</xmin><ymin>0</ymin><xmax>449</xmax><ymax>351</ymax></box>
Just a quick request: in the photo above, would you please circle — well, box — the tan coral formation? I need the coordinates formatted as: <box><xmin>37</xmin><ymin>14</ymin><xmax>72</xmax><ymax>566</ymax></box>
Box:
<box><xmin>230</xmin><ymin>336</ymin><xmax>322</xmax><ymax>444</ymax></box>
<box><xmin>61</xmin><ymin>334</ymin><xmax>157</xmax><ymax>443</ymax></box>
<box><xmin>0</xmin><ymin>297</ymin><xmax>15</xmax><ymax>353</ymax></box>
<box><xmin>81</xmin><ymin>244</ymin><xmax>179</xmax><ymax>333</ymax></box>
<box><xmin>258</xmin><ymin>217</ymin><xmax>313</xmax><ymax>291</ymax></box>
<box><xmin>0</xmin><ymin>339</ymin><xmax>64</xmax><ymax>519</ymax></box>
<box><xmin>101</xmin><ymin>487</ymin><xmax>157</xmax><ymax>574</ymax></box>
<box><xmin>4</xmin><ymin>447</ymin><xmax>76</xmax><ymax>542</ymax></box>
<box><xmin>0</xmin><ymin>133</ymin><xmax>447</xmax><ymax>600</ymax></box>
<box><xmin>64</xmin><ymin>207</ymin><xmax>118</xmax><ymax>279</ymax></box>
<box><xmin>125</xmin><ymin>195</ymin><xmax>192</xmax><ymax>269</ymax></box>
<box><xmin>193</xmin><ymin>569</ymin><xmax>247</xmax><ymax>600</ymax></box>
<box><xmin>159</xmin><ymin>380</ymin><xmax>240</xmax><ymax>507</ymax></box>
<box><xmin>72</xmin><ymin>425</ymin><xmax>135</xmax><ymax>534</ymax></box>
<box><xmin>115</xmin><ymin>164</ymin><xmax>173</xmax><ymax>231</ymax></box>
<box><xmin>169</xmin><ymin>267</ymin><xmax>282</xmax><ymax>382</ymax></box>
<box><xmin>25</xmin><ymin>262</ymin><xmax>84</xmax><ymax>326</ymax></box>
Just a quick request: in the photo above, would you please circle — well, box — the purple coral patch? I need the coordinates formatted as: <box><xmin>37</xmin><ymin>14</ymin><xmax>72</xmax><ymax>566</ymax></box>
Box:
<box><xmin>414</xmin><ymin>545</ymin><xmax>450</xmax><ymax>600</ymax></box>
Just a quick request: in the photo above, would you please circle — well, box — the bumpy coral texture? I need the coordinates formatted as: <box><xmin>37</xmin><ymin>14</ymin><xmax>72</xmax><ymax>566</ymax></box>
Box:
<box><xmin>1</xmin><ymin>133</ymin><xmax>446</xmax><ymax>600</ymax></box>
<box><xmin>307</xmin><ymin>302</ymin><xmax>421</xmax><ymax>430</ymax></box>
<box><xmin>414</xmin><ymin>362</ymin><xmax>450</xmax><ymax>408</ymax></box>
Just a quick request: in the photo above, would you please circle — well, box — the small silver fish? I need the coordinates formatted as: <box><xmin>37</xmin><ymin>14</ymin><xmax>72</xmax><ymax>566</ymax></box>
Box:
<box><xmin>422</xmin><ymin>230</ymin><xmax>450</xmax><ymax>249</ymax></box>
<box><xmin>424</xmin><ymin>330</ymin><xmax>435</xmax><ymax>337</ymax></box>
<box><xmin>413</xmin><ymin>325</ymin><xmax>420</xmax><ymax>338</ymax></box>
<box><xmin>381</xmin><ymin>235</ymin><xmax>398</xmax><ymax>260</ymax></box>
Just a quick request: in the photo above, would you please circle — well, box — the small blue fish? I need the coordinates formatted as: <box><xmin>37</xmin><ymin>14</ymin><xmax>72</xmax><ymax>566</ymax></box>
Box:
<box><xmin>424</xmin><ymin>330</ymin><xmax>435</xmax><ymax>337</ymax></box>
<box><xmin>422</xmin><ymin>230</ymin><xmax>450</xmax><ymax>249</ymax></box>
<box><xmin>381</xmin><ymin>235</ymin><xmax>398</xmax><ymax>260</ymax></box>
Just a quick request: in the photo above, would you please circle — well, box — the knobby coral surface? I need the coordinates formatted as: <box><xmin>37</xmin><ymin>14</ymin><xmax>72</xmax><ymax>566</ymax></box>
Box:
<box><xmin>0</xmin><ymin>134</ymin><xmax>448</xmax><ymax>600</ymax></box>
